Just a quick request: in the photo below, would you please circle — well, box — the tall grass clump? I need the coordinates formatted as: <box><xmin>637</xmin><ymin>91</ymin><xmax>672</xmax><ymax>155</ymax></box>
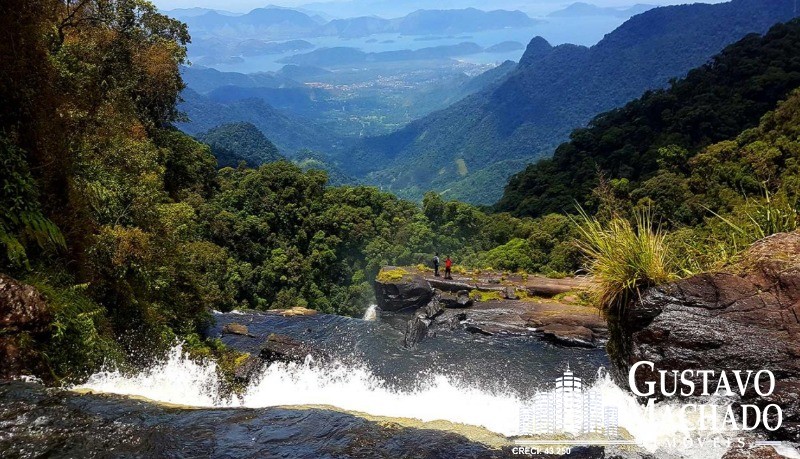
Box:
<box><xmin>574</xmin><ymin>207</ymin><xmax>677</xmax><ymax>312</ymax></box>
<box><xmin>709</xmin><ymin>188</ymin><xmax>798</xmax><ymax>245</ymax></box>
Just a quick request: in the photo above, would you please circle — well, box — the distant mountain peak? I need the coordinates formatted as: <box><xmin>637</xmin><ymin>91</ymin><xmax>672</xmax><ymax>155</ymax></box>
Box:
<box><xmin>518</xmin><ymin>36</ymin><xmax>553</xmax><ymax>67</ymax></box>
<box><xmin>548</xmin><ymin>2</ymin><xmax>657</xmax><ymax>18</ymax></box>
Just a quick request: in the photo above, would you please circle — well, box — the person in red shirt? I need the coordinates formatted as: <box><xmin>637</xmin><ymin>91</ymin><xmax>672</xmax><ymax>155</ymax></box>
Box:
<box><xmin>444</xmin><ymin>256</ymin><xmax>453</xmax><ymax>279</ymax></box>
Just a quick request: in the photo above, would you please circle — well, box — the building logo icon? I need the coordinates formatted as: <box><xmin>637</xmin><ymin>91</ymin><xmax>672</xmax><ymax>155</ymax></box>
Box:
<box><xmin>518</xmin><ymin>366</ymin><xmax>619</xmax><ymax>438</ymax></box>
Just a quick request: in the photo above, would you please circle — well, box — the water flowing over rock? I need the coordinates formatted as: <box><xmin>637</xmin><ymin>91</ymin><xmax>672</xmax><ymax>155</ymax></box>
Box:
<box><xmin>0</xmin><ymin>274</ymin><xmax>51</xmax><ymax>380</ymax></box>
<box><xmin>609</xmin><ymin>231</ymin><xmax>800</xmax><ymax>443</ymax></box>
<box><xmin>362</xmin><ymin>304</ymin><xmax>378</xmax><ymax>321</ymax></box>
<box><xmin>260</xmin><ymin>333</ymin><xmax>319</xmax><ymax>364</ymax></box>
<box><xmin>233</xmin><ymin>354</ymin><xmax>263</xmax><ymax>383</ymax></box>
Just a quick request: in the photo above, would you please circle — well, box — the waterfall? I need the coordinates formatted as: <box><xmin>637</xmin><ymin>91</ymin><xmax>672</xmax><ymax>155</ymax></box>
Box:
<box><xmin>362</xmin><ymin>304</ymin><xmax>378</xmax><ymax>321</ymax></box>
<box><xmin>69</xmin><ymin>344</ymin><xmax>796</xmax><ymax>458</ymax></box>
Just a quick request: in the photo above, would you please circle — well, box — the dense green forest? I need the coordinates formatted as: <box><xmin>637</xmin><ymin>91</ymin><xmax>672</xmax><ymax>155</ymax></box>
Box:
<box><xmin>493</xmin><ymin>20</ymin><xmax>800</xmax><ymax>278</ymax></box>
<box><xmin>196</xmin><ymin>122</ymin><xmax>353</xmax><ymax>184</ymax></box>
<box><xmin>0</xmin><ymin>0</ymin><xmax>566</xmax><ymax>380</ymax></box>
<box><xmin>497</xmin><ymin>19</ymin><xmax>800</xmax><ymax>220</ymax></box>
<box><xmin>196</xmin><ymin>122</ymin><xmax>284</xmax><ymax>167</ymax></box>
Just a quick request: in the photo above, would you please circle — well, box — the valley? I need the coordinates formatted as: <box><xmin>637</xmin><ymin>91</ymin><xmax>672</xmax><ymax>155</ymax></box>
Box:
<box><xmin>174</xmin><ymin>0</ymin><xmax>799</xmax><ymax>204</ymax></box>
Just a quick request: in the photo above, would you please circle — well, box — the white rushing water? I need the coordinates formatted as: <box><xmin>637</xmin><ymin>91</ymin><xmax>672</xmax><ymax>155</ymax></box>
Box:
<box><xmin>362</xmin><ymin>304</ymin><xmax>378</xmax><ymax>321</ymax></box>
<box><xmin>74</xmin><ymin>345</ymin><xmax>799</xmax><ymax>458</ymax></box>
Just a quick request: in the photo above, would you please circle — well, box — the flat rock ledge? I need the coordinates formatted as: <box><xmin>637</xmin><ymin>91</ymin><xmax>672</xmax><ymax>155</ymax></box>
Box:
<box><xmin>374</xmin><ymin>266</ymin><xmax>606</xmax><ymax>347</ymax></box>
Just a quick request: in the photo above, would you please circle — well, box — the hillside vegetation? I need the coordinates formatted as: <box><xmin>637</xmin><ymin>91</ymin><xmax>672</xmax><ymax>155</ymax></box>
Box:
<box><xmin>340</xmin><ymin>0</ymin><xmax>799</xmax><ymax>204</ymax></box>
<box><xmin>196</xmin><ymin>122</ymin><xmax>284</xmax><ymax>167</ymax></box>
<box><xmin>497</xmin><ymin>19</ymin><xmax>800</xmax><ymax>220</ymax></box>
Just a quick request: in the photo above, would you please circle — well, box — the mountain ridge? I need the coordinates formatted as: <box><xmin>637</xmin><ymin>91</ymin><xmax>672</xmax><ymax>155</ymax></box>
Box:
<box><xmin>182</xmin><ymin>7</ymin><xmax>539</xmax><ymax>40</ymax></box>
<box><xmin>338</xmin><ymin>0</ymin><xmax>800</xmax><ymax>204</ymax></box>
<box><xmin>495</xmin><ymin>18</ymin><xmax>800</xmax><ymax>218</ymax></box>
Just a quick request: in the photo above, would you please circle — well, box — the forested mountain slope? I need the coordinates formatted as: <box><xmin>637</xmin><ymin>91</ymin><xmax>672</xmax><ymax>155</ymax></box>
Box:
<box><xmin>177</xmin><ymin>89</ymin><xmax>347</xmax><ymax>156</ymax></box>
<box><xmin>496</xmin><ymin>19</ymin><xmax>800</xmax><ymax>218</ymax></box>
<box><xmin>196</xmin><ymin>122</ymin><xmax>284</xmax><ymax>167</ymax></box>
<box><xmin>341</xmin><ymin>0</ymin><xmax>799</xmax><ymax>204</ymax></box>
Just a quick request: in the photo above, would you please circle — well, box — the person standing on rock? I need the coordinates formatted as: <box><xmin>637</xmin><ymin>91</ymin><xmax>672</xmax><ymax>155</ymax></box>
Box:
<box><xmin>444</xmin><ymin>256</ymin><xmax>453</xmax><ymax>279</ymax></box>
<box><xmin>433</xmin><ymin>253</ymin><xmax>440</xmax><ymax>277</ymax></box>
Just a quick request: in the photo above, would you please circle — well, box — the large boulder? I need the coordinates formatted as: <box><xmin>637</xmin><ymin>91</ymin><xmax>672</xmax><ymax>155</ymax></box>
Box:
<box><xmin>222</xmin><ymin>323</ymin><xmax>253</xmax><ymax>337</ymax></box>
<box><xmin>374</xmin><ymin>267</ymin><xmax>434</xmax><ymax>312</ymax></box>
<box><xmin>0</xmin><ymin>274</ymin><xmax>51</xmax><ymax>380</ymax></box>
<box><xmin>609</xmin><ymin>231</ymin><xmax>800</xmax><ymax>442</ymax></box>
<box><xmin>427</xmin><ymin>278</ymin><xmax>475</xmax><ymax>293</ymax></box>
<box><xmin>525</xmin><ymin>276</ymin><xmax>591</xmax><ymax>297</ymax></box>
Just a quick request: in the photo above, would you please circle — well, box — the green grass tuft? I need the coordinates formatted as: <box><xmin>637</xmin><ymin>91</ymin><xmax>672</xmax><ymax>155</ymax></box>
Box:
<box><xmin>574</xmin><ymin>207</ymin><xmax>677</xmax><ymax>312</ymax></box>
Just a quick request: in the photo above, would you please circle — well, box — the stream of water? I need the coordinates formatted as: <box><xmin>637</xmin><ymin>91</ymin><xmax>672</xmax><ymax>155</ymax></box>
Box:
<box><xmin>2</xmin><ymin>310</ymin><xmax>796</xmax><ymax>458</ymax></box>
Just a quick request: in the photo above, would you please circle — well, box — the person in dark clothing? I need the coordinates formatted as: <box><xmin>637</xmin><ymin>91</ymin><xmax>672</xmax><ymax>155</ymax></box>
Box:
<box><xmin>444</xmin><ymin>256</ymin><xmax>452</xmax><ymax>279</ymax></box>
<box><xmin>433</xmin><ymin>253</ymin><xmax>440</xmax><ymax>277</ymax></box>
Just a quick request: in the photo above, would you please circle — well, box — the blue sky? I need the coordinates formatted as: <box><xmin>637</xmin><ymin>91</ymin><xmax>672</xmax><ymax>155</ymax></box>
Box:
<box><xmin>153</xmin><ymin>0</ymin><xmax>729</xmax><ymax>15</ymax></box>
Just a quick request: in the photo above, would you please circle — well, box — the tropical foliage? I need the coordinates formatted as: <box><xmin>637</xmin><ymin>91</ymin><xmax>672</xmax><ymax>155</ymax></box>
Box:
<box><xmin>0</xmin><ymin>0</ymin><xmax>563</xmax><ymax>380</ymax></box>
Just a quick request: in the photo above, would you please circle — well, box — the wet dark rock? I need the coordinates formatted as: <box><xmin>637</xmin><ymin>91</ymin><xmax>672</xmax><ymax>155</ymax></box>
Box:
<box><xmin>233</xmin><ymin>354</ymin><xmax>263</xmax><ymax>383</ymax></box>
<box><xmin>403</xmin><ymin>296</ymin><xmax>444</xmax><ymax>348</ymax></box>
<box><xmin>438</xmin><ymin>289</ymin><xmax>473</xmax><ymax>309</ymax></box>
<box><xmin>540</xmin><ymin>324</ymin><xmax>596</xmax><ymax>348</ymax></box>
<box><xmin>259</xmin><ymin>333</ymin><xmax>317</xmax><ymax>364</ymax></box>
<box><xmin>433</xmin><ymin>310</ymin><xmax>467</xmax><ymax>331</ymax></box>
<box><xmin>521</xmin><ymin>303</ymin><xmax>607</xmax><ymax>348</ymax></box>
<box><xmin>374</xmin><ymin>267</ymin><xmax>434</xmax><ymax>312</ymax></box>
<box><xmin>222</xmin><ymin>323</ymin><xmax>253</xmax><ymax>337</ymax></box>
<box><xmin>722</xmin><ymin>443</ymin><xmax>785</xmax><ymax>458</ymax></box>
<box><xmin>0</xmin><ymin>274</ymin><xmax>51</xmax><ymax>380</ymax></box>
<box><xmin>0</xmin><ymin>381</ymin><xmax>511</xmax><ymax>459</ymax></box>
<box><xmin>403</xmin><ymin>316</ymin><xmax>430</xmax><ymax>348</ymax></box>
<box><xmin>609</xmin><ymin>231</ymin><xmax>800</xmax><ymax>443</ymax></box>
<box><xmin>419</xmin><ymin>296</ymin><xmax>444</xmax><ymax>320</ymax></box>
<box><xmin>465</xmin><ymin>325</ymin><xmax>493</xmax><ymax>336</ymax></box>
